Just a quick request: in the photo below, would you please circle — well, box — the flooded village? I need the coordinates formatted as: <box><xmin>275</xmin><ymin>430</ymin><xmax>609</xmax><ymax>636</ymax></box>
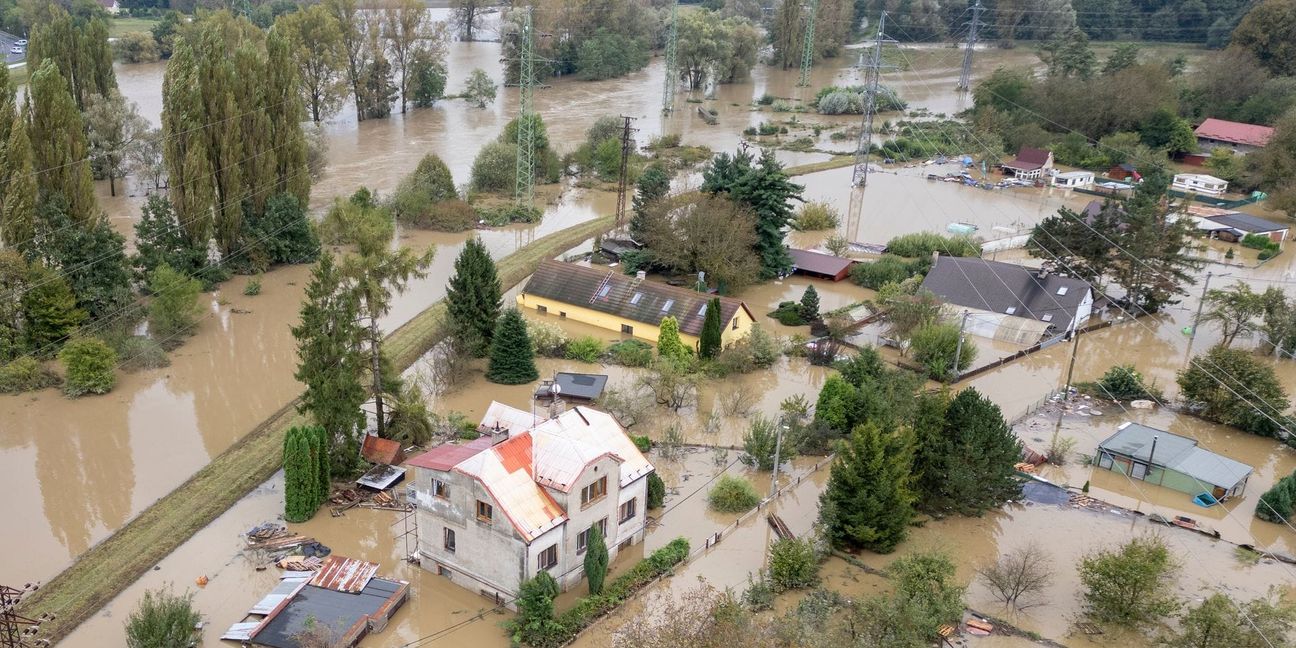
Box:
<box><xmin>5</xmin><ymin>1</ymin><xmax>1296</xmax><ymax>647</ymax></box>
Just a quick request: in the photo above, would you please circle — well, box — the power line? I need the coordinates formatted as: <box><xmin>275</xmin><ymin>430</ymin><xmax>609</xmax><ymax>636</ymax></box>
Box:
<box><xmin>614</xmin><ymin>115</ymin><xmax>638</xmax><ymax>231</ymax></box>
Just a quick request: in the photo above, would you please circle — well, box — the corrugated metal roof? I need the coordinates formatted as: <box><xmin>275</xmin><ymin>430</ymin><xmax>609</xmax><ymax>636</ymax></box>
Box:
<box><xmin>248</xmin><ymin>576</ymin><xmax>309</xmax><ymax>615</ymax></box>
<box><xmin>1098</xmin><ymin>422</ymin><xmax>1253</xmax><ymax>489</ymax></box>
<box><xmin>250</xmin><ymin>578</ymin><xmax>408</xmax><ymax>648</ymax></box>
<box><xmin>309</xmin><ymin>555</ymin><xmax>379</xmax><ymax>593</ymax></box>
<box><xmin>1195</xmin><ymin>118</ymin><xmax>1275</xmax><ymax>147</ymax></box>
<box><xmin>455</xmin><ymin>437</ymin><xmax>567</xmax><ymax>542</ymax></box>
<box><xmin>521</xmin><ymin>260</ymin><xmax>753</xmax><ymax>336</ymax></box>
<box><xmin>789</xmin><ymin>248</ymin><xmax>855</xmax><ymax>277</ymax></box>
<box><xmin>356</xmin><ymin>463</ymin><xmax>406</xmax><ymax>490</ymax></box>
<box><xmin>540</xmin><ymin>407</ymin><xmax>654</xmax><ymax>488</ymax></box>
<box><xmin>222</xmin><ymin>622</ymin><xmax>261</xmax><ymax>641</ymax></box>
<box><xmin>406</xmin><ymin>436</ymin><xmax>494</xmax><ymax>471</ymax></box>
<box><xmin>479</xmin><ymin>400</ymin><xmax>540</xmax><ymax>434</ymax></box>
<box><xmin>1206</xmin><ymin>213</ymin><xmax>1288</xmax><ymax>234</ymax></box>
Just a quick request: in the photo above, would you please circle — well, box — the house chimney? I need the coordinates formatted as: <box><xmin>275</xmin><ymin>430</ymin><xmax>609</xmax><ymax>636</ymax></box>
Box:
<box><xmin>635</xmin><ymin>270</ymin><xmax>646</xmax><ymax>281</ymax></box>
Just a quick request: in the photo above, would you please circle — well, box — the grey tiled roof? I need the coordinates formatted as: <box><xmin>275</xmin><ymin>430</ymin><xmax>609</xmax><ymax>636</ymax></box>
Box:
<box><xmin>522</xmin><ymin>260</ymin><xmax>751</xmax><ymax>336</ymax></box>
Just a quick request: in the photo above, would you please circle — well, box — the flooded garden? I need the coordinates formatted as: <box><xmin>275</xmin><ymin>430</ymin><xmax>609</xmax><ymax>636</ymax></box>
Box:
<box><xmin>5</xmin><ymin>9</ymin><xmax>1296</xmax><ymax>648</ymax></box>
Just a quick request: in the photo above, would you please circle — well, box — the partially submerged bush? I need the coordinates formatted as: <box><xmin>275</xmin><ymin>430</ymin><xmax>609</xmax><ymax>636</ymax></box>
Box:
<box><xmin>0</xmin><ymin>357</ymin><xmax>61</xmax><ymax>393</ymax></box>
<box><xmin>1084</xmin><ymin>364</ymin><xmax>1161</xmax><ymax>401</ymax></box>
<box><xmin>708</xmin><ymin>474</ymin><xmax>761</xmax><ymax>513</ymax></box>
<box><xmin>886</xmin><ymin>232</ymin><xmax>980</xmax><ymax>258</ymax></box>
<box><xmin>528</xmin><ymin>320</ymin><xmax>570</xmax><ymax>358</ymax></box>
<box><xmin>768</xmin><ymin>537</ymin><xmax>820</xmax><ymax>592</ymax></box>
<box><xmin>607</xmin><ymin>339</ymin><xmax>653</xmax><ymax>367</ymax></box>
<box><xmin>60</xmin><ymin>337</ymin><xmax>118</xmax><ymax>397</ymax></box>
<box><xmin>769</xmin><ymin>301</ymin><xmax>808</xmax><ymax>326</ymax></box>
<box><xmin>565</xmin><ymin>336</ymin><xmax>605</xmax><ymax>363</ymax></box>
<box><xmin>792</xmin><ymin>201</ymin><xmax>840</xmax><ymax>231</ymax></box>
<box><xmin>850</xmin><ymin>255</ymin><xmax>931</xmax><ymax>289</ymax></box>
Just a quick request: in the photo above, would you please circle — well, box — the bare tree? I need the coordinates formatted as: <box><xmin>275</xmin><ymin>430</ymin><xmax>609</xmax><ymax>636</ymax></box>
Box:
<box><xmin>127</xmin><ymin>127</ymin><xmax>167</xmax><ymax>192</ymax></box>
<box><xmin>978</xmin><ymin>542</ymin><xmax>1053</xmax><ymax>609</ymax></box>
<box><xmin>639</xmin><ymin>357</ymin><xmax>698</xmax><ymax>411</ymax></box>
<box><xmin>719</xmin><ymin>383</ymin><xmax>758</xmax><ymax>417</ymax></box>
<box><xmin>599</xmin><ymin>383</ymin><xmax>654</xmax><ymax>427</ymax></box>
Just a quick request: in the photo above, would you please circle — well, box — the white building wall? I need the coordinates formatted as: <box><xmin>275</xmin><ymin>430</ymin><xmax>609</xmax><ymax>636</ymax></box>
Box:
<box><xmin>555</xmin><ymin>456</ymin><xmax>623</xmax><ymax>591</ymax></box>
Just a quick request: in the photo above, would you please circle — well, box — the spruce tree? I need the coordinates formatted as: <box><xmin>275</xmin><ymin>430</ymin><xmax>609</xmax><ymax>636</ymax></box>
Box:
<box><xmin>445</xmin><ymin>238</ymin><xmax>502</xmax><ymax>357</ymax></box>
<box><xmin>656</xmin><ymin>315</ymin><xmax>690</xmax><ymax>362</ymax></box>
<box><xmin>133</xmin><ymin>195</ymin><xmax>227</xmax><ymax>287</ymax></box>
<box><xmin>912</xmin><ymin>387</ymin><xmax>1022</xmax><ymax>516</ymax></box>
<box><xmin>800</xmin><ymin>285</ymin><xmax>821</xmax><ymax>321</ymax></box>
<box><xmin>21</xmin><ymin>264</ymin><xmax>86</xmax><ymax>355</ymax></box>
<box><xmin>293</xmin><ymin>253</ymin><xmax>368</xmax><ymax>475</ymax></box>
<box><xmin>701</xmin><ymin>148</ymin><xmax>802</xmax><ymax>279</ymax></box>
<box><xmin>283</xmin><ymin>425</ymin><xmax>319</xmax><ymax>523</ymax></box>
<box><xmin>630</xmin><ymin>164</ymin><xmax>670</xmax><ymax>242</ymax></box>
<box><xmin>819</xmin><ymin>422</ymin><xmax>916</xmax><ymax>553</ymax></box>
<box><xmin>583</xmin><ymin>524</ymin><xmax>609</xmax><ymax>595</ymax></box>
<box><xmin>28</xmin><ymin>60</ymin><xmax>98</xmax><ymax>223</ymax></box>
<box><xmin>487</xmin><ymin>308</ymin><xmax>538</xmax><ymax>385</ymax></box>
<box><xmin>699</xmin><ymin>298</ymin><xmax>723</xmax><ymax>360</ymax></box>
<box><xmin>310</xmin><ymin>425</ymin><xmax>331</xmax><ymax>504</ymax></box>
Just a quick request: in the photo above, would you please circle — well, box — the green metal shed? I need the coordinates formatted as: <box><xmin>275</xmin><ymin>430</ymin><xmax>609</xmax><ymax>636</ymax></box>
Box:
<box><xmin>1095</xmin><ymin>422</ymin><xmax>1253</xmax><ymax>501</ymax></box>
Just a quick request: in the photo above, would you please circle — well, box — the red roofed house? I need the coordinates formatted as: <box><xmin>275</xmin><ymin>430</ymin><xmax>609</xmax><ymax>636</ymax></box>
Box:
<box><xmin>407</xmin><ymin>403</ymin><xmax>654</xmax><ymax>606</ymax></box>
<box><xmin>1000</xmin><ymin>147</ymin><xmax>1054</xmax><ymax>180</ymax></box>
<box><xmin>789</xmin><ymin>248</ymin><xmax>856</xmax><ymax>281</ymax></box>
<box><xmin>1194</xmin><ymin>118</ymin><xmax>1275</xmax><ymax>155</ymax></box>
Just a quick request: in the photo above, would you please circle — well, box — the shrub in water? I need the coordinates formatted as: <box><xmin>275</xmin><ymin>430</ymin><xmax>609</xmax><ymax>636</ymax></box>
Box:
<box><xmin>792</xmin><ymin>201</ymin><xmax>840</xmax><ymax>231</ymax></box>
<box><xmin>565</xmin><ymin>336</ymin><xmax>605</xmax><ymax>363</ymax></box>
<box><xmin>708</xmin><ymin>474</ymin><xmax>761</xmax><ymax>513</ymax></box>
<box><xmin>59</xmin><ymin>337</ymin><xmax>118</xmax><ymax>397</ymax></box>
<box><xmin>0</xmin><ymin>357</ymin><xmax>61</xmax><ymax>393</ymax></box>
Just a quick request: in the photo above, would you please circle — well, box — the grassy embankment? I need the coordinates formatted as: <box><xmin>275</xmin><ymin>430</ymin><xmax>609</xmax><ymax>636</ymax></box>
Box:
<box><xmin>107</xmin><ymin>16</ymin><xmax>161</xmax><ymax>38</ymax></box>
<box><xmin>17</xmin><ymin>155</ymin><xmax>855</xmax><ymax>642</ymax></box>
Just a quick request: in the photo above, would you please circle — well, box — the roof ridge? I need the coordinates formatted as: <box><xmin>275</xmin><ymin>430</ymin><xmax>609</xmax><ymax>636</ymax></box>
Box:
<box><xmin>535</xmin><ymin>259</ymin><xmax>746</xmax><ymax>305</ymax></box>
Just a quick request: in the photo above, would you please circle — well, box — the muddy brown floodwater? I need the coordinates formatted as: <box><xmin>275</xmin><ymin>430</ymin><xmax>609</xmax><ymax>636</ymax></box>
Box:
<box><xmin>9</xmin><ymin>20</ymin><xmax>1296</xmax><ymax>647</ymax></box>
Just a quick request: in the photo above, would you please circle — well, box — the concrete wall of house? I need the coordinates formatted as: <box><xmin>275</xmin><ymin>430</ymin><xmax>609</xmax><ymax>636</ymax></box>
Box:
<box><xmin>413</xmin><ymin>467</ymin><xmax>528</xmax><ymax>602</ymax></box>
<box><xmin>525</xmin><ymin>524</ymin><xmax>566</xmax><ymax>585</ymax></box>
<box><xmin>554</xmin><ymin>456</ymin><xmax>624</xmax><ymax>591</ymax></box>
<box><xmin>615</xmin><ymin>475</ymin><xmax>649</xmax><ymax>549</ymax></box>
<box><xmin>1197</xmin><ymin>137</ymin><xmax>1262</xmax><ymax>155</ymax></box>
<box><xmin>516</xmin><ymin>293</ymin><xmax>754</xmax><ymax>349</ymax></box>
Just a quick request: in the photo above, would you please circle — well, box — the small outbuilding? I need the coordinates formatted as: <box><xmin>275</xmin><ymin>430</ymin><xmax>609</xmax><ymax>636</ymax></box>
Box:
<box><xmin>1194</xmin><ymin>118</ymin><xmax>1275</xmax><ymax>155</ymax></box>
<box><xmin>534</xmin><ymin>372</ymin><xmax>609</xmax><ymax>403</ymax></box>
<box><xmin>1052</xmin><ymin>170</ymin><xmax>1094</xmax><ymax>188</ymax></box>
<box><xmin>1203</xmin><ymin>212</ymin><xmax>1288</xmax><ymax>243</ymax></box>
<box><xmin>1000</xmin><ymin>147</ymin><xmax>1054</xmax><ymax>180</ymax></box>
<box><xmin>1172</xmin><ymin>173</ymin><xmax>1228</xmax><ymax>196</ymax></box>
<box><xmin>789</xmin><ymin>248</ymin><xmax>856</xmax><ymax>282</ymax></box>
<box><xmin>1106</xmin><ymin>163</ymin><xmax>1140</xmax><ymax>182</ymax></box>
<box><xmin>1096</xmin><ymin>422</ymin><xmax>1252</xmax><ymax>501</ymax></box>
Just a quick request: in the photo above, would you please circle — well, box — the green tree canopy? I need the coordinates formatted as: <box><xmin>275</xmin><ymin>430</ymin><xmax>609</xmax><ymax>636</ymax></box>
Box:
<box><xmin>819</xmin><ymin>422</ymin><xmax>916</xmax><ymax>553</ymax></box>
<box><xmin>446</xmin><ymin>237</ymin><xmax>502</xmax><ymax>357</ymax></box>
<box><xmin>911</xmin><ymin>387</ymin><xmax>1023</xmax><ymax>516</ymax></box>
<box><xmin>125</xmin><ymin>588</ymin><xmax>202</xmax><ymax>648</ymax></box>
<box><xmin>702</xmin><ymin>148</ymin><xmax>803</xmax><ymax>279</ymax></box>
<box><xmin>147</xmin><ymin>263</ymin><xmax>204</xmax><ymax>341</ymax></box>
<box><xmin>1177</xmin><ymin>345</ymin><xmax>1292</xmax><ymax>437</ymax></box>
<box><xmin>1079</xmin><ymin>535</ymin><xmax>1180</xmax><ymax>626</ymax></box>
<box><xmin>487</xmin><ymin>308</ymin><xmax>539</xmax><ymax>385</ymax></box>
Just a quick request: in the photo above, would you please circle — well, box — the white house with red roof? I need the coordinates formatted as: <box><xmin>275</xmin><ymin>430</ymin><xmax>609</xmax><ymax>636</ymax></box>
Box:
<box><xmin>1194</xmin><ymin>118</ymin><xmax>1275</xmax><ymax>155</ymax></box>
<box><xmin>407</xmin><ymin>403</ymin><xmax>653</xmax><ymax>606</ymax></box>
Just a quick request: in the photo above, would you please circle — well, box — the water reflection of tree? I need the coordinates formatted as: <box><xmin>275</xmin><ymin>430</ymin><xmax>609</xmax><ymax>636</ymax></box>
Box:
<box><xmin>31</xmin><ymin>393</ymin><xmax>134</xmax><ymax>560</ymax></box>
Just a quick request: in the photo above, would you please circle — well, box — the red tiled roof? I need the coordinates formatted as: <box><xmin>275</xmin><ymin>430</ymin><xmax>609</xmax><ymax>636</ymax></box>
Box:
<box><xmin>789</xmin><ymin>249</ymin><xmax>854</xmax><ymax>277</ymax></box>
<box><xmin>1194</xmin><ymin>118</ymin><xmax>1275</xmax><ymax>148</ymax></box>
<box><xmin>406</xmin><ymin>436</ymin><xmax>493</xmax><ymax>471</ymax></box>
<box><xmin>361</xmin><ymin>435</ymin><xmax>405</xmax><ymax>466</ymax></box>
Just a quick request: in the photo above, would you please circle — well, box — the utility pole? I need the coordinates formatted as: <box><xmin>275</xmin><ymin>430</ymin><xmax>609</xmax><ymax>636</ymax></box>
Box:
<box><xmin>1063</xmin><ymin>330</ymin><xmax>1081</xmax><ymax>395</ymax></box>
<box><xmin>950</xmin><ymin>310</ymin><xmax>970</xmax><ymax>383</ymax></box>
<box><xmin>1</xmin><ymin>584</ymin><xmax>51</xmax><ymax>648</ymax></box>
<box><xmin>614</xmin><ymin>115</ymin><xmax>638</xmax><ymax>230</ymax></box>
<box><xmin>956</xmin><ymin>0</ymin><xmax>984</xmax><ymax>92</ymax></box>
<box><xmin>513</xmin><ymin>6</ymin><xmax>538</xmax><ymax>207</ymax></box>
<box><xmin>662</xmin><ymin>0</ymin><xmax>679</xmax><ymax>113</ymax></box>
<box><xmin>769</xmin><ymin>424</ymin><xmax>787</xmax><ymax>499</ymax></box>
<box><xmin>1188</xmin><ymin>271</ymin><xmax>1216</xmax><ymax>345</ymax></box>
<box><xmin>797</xmin><ymin>0</ymin><xmax>820</xmax><ymax>87</ymax></box>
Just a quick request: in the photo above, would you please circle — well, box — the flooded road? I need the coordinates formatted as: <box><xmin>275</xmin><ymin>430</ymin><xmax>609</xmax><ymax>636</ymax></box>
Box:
<box><xmin>8</xmin><ymin>22</ymin><xmax>1296</xmax><ymax>647</ymax></box>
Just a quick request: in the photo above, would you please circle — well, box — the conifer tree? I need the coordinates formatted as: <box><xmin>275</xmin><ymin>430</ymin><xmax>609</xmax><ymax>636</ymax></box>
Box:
<box><xmin>699</xmin><ymin>298</ymin><xmax>723</xmax><ymax>360</ymax></box>
<box><xmin>133</xmin><ymin>195</ymin><xmax>225</xmax><ymax>287</ymax></box>
<box><xmin>487</xmin><ymin>308</ymin><xmax>539</xmax><ymax>385</ymax></box>
<box><xmin>656</xmin><ymin>315</ymin><xmax>690</xmax><ymax>363</ymax></box>
<box><xmin>310</xmin><ymin>425</ymin><xmax>331</xmax><ymax>504</ymax></box>
<box><xmin>584</xmin><ymin>524</ymin><xmax>609</xmax><ymax>595</ymax></box>
<box><xmin>647</xmin><ymin>472</ymin><xmax>665</xmax><ymax>508</ymax></box>
<box><xmin>283</xmin><ymin>425</ymin><xmax>319</xmax><ymax>523</ymax></box>
<box><xmin>701</xmin><ymin>148</ymin><xmax>802</xmax><ymax>279</ymax></box>
<box><xmin>293</xmin><ymin>253</ymin><xmax>368</xmax><ymax>475</ymax></box>
<box><xmin>28</xmin><ymin>60</ymin><xmax>98</xmax><ymax>223</ymax></box>
<box><xmin>819</xmin><ymin>422</ymin><xmax>916</xmax><ymax>553</ymax></box>
<box><xmin>800</xmin><ymin>285</ymin><xmax>821</xmax><ymax>321</ymax></box>
<box><xmin>0</xmin><ymin>68</ymin><xmax>35</xmax><ymax>254</ymax></box>
<box><xmin>630</xmin><ymin>164</ymin><xmax>670</xmax><ymax>242</ymax></box>
<box><xmin>445</xmin><ymin>238</ymin><xmax>501</xmax><ymax>357</ymax></box>
<box><xmin>912</xmin><ymin>387</ymin><xmax>1023</xmax><ymax>515</ymax></box>
<box><xmin>21</xmin><ymin>264</ymin><xmax>86</xmax><ymax>355</ymax></box>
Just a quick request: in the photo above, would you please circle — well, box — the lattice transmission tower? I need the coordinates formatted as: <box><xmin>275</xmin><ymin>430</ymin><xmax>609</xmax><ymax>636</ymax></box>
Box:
<box><xmin>845</xmin><ymin>11</ymin><xmax>896</xmax><ymax>238</ymax></box>
<box><xmin>956</xmin><ymin>0</ymin><xmax>985</xmax><ymax>92</ymax></box>
<box><xmin>662</xmin><ymin>0</ymin><xmax>679</xmax><ymax>113</ymax></box>
<box><xmin>614</xmin><ymin>116</ymin><xmax>639</xmax><ymax>230</ymax></box>
<box><xmin>513</xmin><ymin>6</ymin><xmax>539</xmax><ymax>207</ymax></box>
<box><xmin>1</xmin><ymin>584</ymin><xmax>51</xmax><ymax>648</ymax></box>
<box><xmin>797</xmin><ymin>0</ymin><xmax>820</xmax><ymax>87</ymax></box>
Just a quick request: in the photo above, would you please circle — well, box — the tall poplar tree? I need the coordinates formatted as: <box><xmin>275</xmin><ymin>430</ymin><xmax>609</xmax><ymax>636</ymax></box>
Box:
<box><xmin>0</xmin><ymin>65</ymin><xmax>35</xmax><ymax>253</ymax></box>
<box><xmin>293</xmin><ymin>253</ymin><xmax>368</xmax><ymax>474</ymax></box>
<box><xmin>445</xmin><ymin>238</ymin><xmax>501</xmax><ymax>357</ymax></box>
<box><xmin>819</xmin><ymin>422</ymin><xmax>917</xmax><ymax>554</ymax></box>
<box><xmin>383</xmin><ymin>0</ymin><xmax>429</xmax><ymax>114</ymax></box>
<box><xmin>28</xmin><ymin>60</ymin><xmax>97</xmax><ymax>224</ymax></box>
<box><xmin>28</xmin><ymin>9</ymin><xmax>117</xmax><ymax>108</ymax></box>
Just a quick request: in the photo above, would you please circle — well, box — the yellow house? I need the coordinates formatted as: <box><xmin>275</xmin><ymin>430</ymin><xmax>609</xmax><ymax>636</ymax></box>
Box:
<box><xmin>518</xmin><ymin>260</ymin><xmax>756</xmax><ymax>349</ymax></box>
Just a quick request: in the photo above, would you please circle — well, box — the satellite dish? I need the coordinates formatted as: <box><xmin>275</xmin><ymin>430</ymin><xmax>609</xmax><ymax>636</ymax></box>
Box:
<box><xmin>551</xmin><ymin>383</ymin><xmax>562</xmax><ymax>395</ymax></box>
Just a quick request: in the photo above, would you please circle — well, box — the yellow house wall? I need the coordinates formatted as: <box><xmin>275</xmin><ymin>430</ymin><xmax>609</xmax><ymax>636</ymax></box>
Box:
<box><xmin>516</xmin><ymin>294</ymin><xmax>755</xmax><ymax>349</ymax></box>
